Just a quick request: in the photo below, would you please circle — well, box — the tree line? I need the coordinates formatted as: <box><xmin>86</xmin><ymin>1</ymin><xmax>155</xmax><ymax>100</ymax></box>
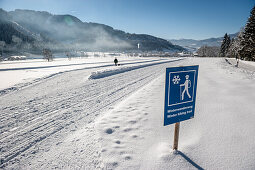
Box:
<box><xmin>197</xmin><ymin>5</ymin><xmax>255</xmax><ymax>61</ymax></box>
<box><xmin>220</xmin><ymin>5</ymin><xmax>255</xmax><ymax>61</ymax></box>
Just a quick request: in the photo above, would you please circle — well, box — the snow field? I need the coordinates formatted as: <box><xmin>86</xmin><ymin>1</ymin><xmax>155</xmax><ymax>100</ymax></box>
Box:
<box><xmin>96</xmin><ymin>75</ymin><xmax>174</xmax><ymax>169</ymax></box>
<box><xmin>0</xmin><ymin>57</ymin><xmax>254</xmax><ymax>169</ymax></box>
<box><xmin>96</xmin><ymin>57</ymin><xmax>255</xmax><ymax>169</ymax></box>
<box><xmin>225</xmin><ymin>58</ymin><xmax>255</xmax><ymax>72</ymax></box>
<box><xmin>0</xmin><ymin>56</ymin><xmax>156</xmax><ymax>92</ymax></box>
<box><xmin>0</xmin><ymin>57</ymin><xmax>182</xmax><ymax>169</ymax></box>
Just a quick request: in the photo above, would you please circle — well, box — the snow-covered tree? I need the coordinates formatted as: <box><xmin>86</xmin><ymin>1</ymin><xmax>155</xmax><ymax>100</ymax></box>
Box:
<box><xmin>65</xmin><ymin>51</ymin><xmax>72</xmax><ymax>60</ymax></box>
<box><xmin>197</xmin><ymin>45</ymin><xmax>220</xmax><ymax>57</ymax></box>
<box><xmin>240</xmin><ymin>5</ymin><xmax>255</xmax><ymax>61</ymax></box>
<box><xmin>220</xmin><ymin>33</ymin><xmax>231</xmax><ymax>57</ymax></box>
<box><xmin>227</xmin><ymin>30</ymin><xmax>244</xmax><ymax>66</ymax></box>
<box><xmin>197</xmin><ymin>45</ymin><xmax>206</xmax><ymax>57</ymax></box>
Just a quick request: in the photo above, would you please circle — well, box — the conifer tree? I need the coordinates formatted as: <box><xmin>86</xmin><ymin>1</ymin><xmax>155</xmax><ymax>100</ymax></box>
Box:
<box><xmin>240</xmin><ymin>5</ymin><xmax>255</xmax><ymax>61</ymax></box>
<box><xmin>220</xmin><ymin>33</ymin><xmax>231</xmax><ymax>57</ymax></box>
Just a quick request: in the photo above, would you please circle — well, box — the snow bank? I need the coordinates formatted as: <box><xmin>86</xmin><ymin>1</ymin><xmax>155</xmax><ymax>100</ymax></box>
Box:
<box><xmin>0</xmin><ymin>56</ymin><xmax>151</xmax><ymax>93</ymax></box>
<box><xmin>89</xmin><ymin>58</ymin><xmax>183</xmax><ymax>79</ymax></box>
<box><xmin>8</xmin><ymin>56</ymin><xmax>26</xmax><ymax>60</ymax></box>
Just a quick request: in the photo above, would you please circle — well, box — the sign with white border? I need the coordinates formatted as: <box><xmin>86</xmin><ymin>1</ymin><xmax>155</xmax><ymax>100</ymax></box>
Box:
<box><xmin>164</xmin><ymin>65</ymin><xmax>199</xmax><ymax>126</ymax></box>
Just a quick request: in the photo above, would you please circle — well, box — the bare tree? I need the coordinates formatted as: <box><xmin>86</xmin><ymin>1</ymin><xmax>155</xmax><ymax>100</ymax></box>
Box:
<box><xmin>65</xmin><ymin>52</ymin><xmax>72</xmax><ymax>60</ymax></box>
<box><xmin>198</xmin><ymin>46</ymin><xmax>207</xmax><ymax>57</ymax></box>
<box><xmin>0</xmin><ymin>41</ymin><xmax>5</xmax><ymax>61</ymax></box>
<box><xmin>43</xmin><ymin>49</ymin><xmax>53</xmax><ymax>62</ymax></box>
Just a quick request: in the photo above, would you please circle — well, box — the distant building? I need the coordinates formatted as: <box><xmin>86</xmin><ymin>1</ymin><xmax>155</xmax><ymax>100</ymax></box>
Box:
<box><xmin>8</xmin><ymin>56</ymin><xmax>26</xmax><ymax>60</ymax></box>
<box><xmin>178</xmin><ymin>52</ymin><xmax>190</xmax><ymax>57</ymax></box>
<box><xmin>193</xmin><ymin>52</ymin><xmax>198</xmax><ymax>57</ymax></box>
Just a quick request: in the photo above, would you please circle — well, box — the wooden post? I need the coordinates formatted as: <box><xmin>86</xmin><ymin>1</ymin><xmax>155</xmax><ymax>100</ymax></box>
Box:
<box><xmin>173</xmin><ymin>122</ymin><xmax>180</xmax><ymax>150</ymax></box>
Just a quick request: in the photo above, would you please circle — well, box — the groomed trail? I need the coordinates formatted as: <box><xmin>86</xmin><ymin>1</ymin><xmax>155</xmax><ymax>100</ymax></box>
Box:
<box><xmin>0</xmin><ymin>58</ymin><xmax>184</xmax><ymax>169</ymax></box>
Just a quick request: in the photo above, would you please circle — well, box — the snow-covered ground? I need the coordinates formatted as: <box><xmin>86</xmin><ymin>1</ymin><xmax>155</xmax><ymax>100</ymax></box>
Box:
<box><xmin>0</xmin><ymin>56</ymin><xmax>167</xmax><ymax>94</ymax></box>
<box><xmin>0</xmin><ymin>56</ymin><xmax>255</xmax><ymax>169</ymax></box>
<box><xmin>225</xmin><ymin>58</ymin><xmax>255</xmax><ymax>72</ymax></box>
<box><xmin>97</xmin><ymin>58</ymin><xmax>255</xmax><ymax>169</ymax></box>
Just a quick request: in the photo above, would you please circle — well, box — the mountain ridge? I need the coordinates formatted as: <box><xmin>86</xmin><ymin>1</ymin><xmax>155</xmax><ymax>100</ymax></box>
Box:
<box><xmin>169</xmin><ymin>33</ymin><xmax>238</xmax><ymax>51</ymax></box>
<box><xmin>0</xmin><ymin>8</ymin><xmax>185</xmax><ymax>53</ymax></box>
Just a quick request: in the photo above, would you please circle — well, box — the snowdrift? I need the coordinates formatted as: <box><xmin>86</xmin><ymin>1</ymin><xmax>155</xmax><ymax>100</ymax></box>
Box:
<box><xmin>89</xmin><ymin>58</ymin><xmax>183</xmax><ymax>79</ymax></box>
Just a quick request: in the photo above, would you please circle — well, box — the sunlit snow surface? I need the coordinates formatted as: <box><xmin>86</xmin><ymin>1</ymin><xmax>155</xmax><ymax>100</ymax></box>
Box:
<box><xmin>0</xmin><ymin>56</ymin><xmax>255</xmax><ymax>169</ymax></box>
<box><xmin>96</xmin><ymin>58</ymin><xmax>255</xmax><ymax>169</ymax></box>
<box><xmin>0</xmin><ymin>56</ymin><xmax>152</xmax><ymax>91</ymax></box>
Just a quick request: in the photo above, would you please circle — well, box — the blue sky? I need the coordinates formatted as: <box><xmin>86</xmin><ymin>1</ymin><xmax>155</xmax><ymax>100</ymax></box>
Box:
<box><xmin>0</xmin><ymin>0</ymin><xmax>254</xmax><ymax>40</ymax></box>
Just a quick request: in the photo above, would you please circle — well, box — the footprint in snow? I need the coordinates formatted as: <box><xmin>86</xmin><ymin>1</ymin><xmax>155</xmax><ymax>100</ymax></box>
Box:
<box><xmin>105</xmin><ymin>128</ymin><xmax>114</xmax><ymax>134</ymax></box>
<box><xmin>131</xmin><ymin>134</ymin><xmax>138</xmax><ymax>138</ymax></box>
<box><xmin>105</xmin><ymin>161</ymin><xmax>118</xmax><ymax>168</ymax></box>
<box><xmin>128</xmin><ymin>120</ymin><xmax>137</xmax><ymax>124</ymax></box>
<box><xmin>123</xmin><ymin>128</ymin><xmax>132</xmax><ymax>132</ymax></box>
<box><xmin>113</xmin><ymin>125</ymin><xmax>120</xmax><ymax>129</ymax></box>
<box><xmin>115</xmin><ymin>140</ymin><xmax>121</xmax><ymax>144</ymax></box>
<box><xmin>124</xmin><ymin>155</ymin><xmax>132</xmax><ymax>160</ymax></box>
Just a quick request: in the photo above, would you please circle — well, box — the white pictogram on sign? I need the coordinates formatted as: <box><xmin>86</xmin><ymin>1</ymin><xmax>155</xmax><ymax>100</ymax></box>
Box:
<box><xmin>172</xmin><ymin>75</ymin><xmax>181</xmax><ymax>84</ymax></box>
<box><xmin>180</xmin><ymin>75</ymin><xmax>191</xmax><ymax>100</ymax></box>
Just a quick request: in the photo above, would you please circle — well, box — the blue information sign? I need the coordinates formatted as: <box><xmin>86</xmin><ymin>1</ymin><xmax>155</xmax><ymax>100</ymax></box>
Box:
<box><xmin>164</xmin><ymin>65</ymin><xmax>199</xmax><ymax>126</ymax></box>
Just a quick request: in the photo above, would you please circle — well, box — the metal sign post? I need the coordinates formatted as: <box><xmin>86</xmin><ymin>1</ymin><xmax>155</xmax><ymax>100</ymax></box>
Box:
<box><xmin>164</xmin><ymin>65</ymin><xmax>199</xmax><ymax>150</ymax></box>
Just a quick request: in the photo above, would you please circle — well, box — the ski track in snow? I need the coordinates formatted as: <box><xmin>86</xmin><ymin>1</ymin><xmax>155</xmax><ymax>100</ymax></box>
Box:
<box><xmin>0</xmin><ymin>58</ymin><xmax>168</xmax><ymax>96</ymax></box>
<box><xmin>2</xmin><ymin>57</ymin><xmax>254</xmax><ymax>169</ymax></box>
<box><xmin>0</xmin><ymin>58</ymin><xmax>184</xmax><ymax>169</ymax></box>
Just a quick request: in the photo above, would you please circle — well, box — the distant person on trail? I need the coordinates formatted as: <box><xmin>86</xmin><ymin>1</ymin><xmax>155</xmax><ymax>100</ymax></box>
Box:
<box><xmin>114</xmin><ymin>58</ymin><xmax>118</xmax><ymax>66</ymax></box>
<box><xmin>236</xmin><ymin>55</ymin><xmax>239</xmax><ymax>67</ymax></box>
